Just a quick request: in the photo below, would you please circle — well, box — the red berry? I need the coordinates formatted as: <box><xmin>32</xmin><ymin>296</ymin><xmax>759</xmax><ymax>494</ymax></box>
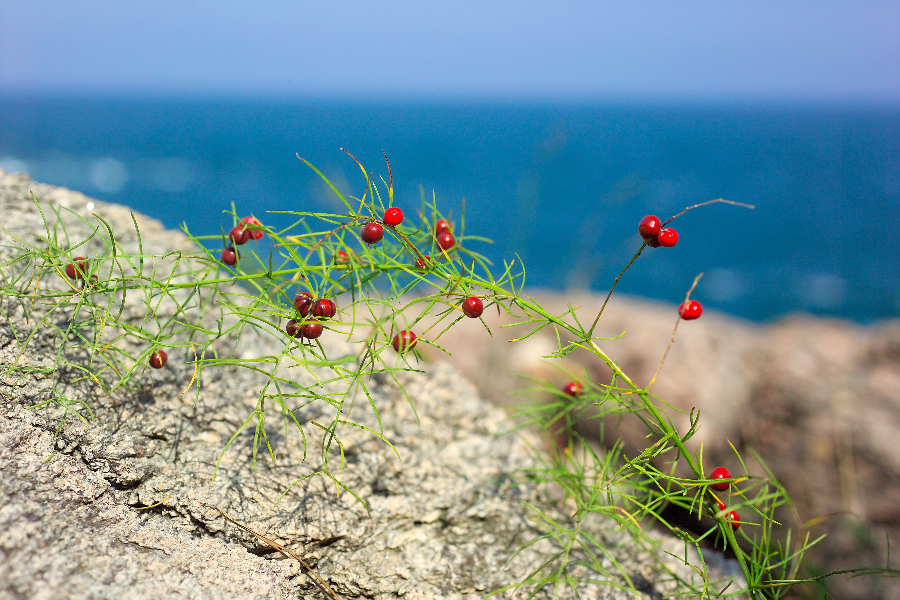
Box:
<box><xmin>301</xmin><ymin>322</ymin><xmax>324</xmax><ymax>340</ymax></box>
<box><xmin>657</xmin><ymin>228</ymin><xmax>678</xmax><ymax>247</ymax></box>
<box><xmin>221</xmin><ymin>247</ymin><xmax>238</xmax><ymax>266</ymax></box>
<box><xmin>713</xmin><ymin>497</ymin><xmax>727</xmax><ymax>513</ymax></box>
<box><xmin>240</xmin><ymin>216</ymin><xmax>264</xmax><ymax>240</ymax></box>
<box><xmin>646</xmin><ymin>236</ymin><xmax>661</xmax><ymax>248</ymax></box>
<box><xmin>293</xmin><ymin>292</ymin><xmax>313</xmax><ymax>316</ymax></box>
<box><xmin>89</xmin><ymin>275</ymin><xmax>99</xmax><ymax>287</ymax></box>
<box><xmin>334</xmin><ymin>250</ymin><xmax>350</xmax><ymax>265</ymax></box>
<box><xmin>436</xmin><ymin>231</ymin><xmax>455</xmax><ymax>250</ymax></box>
<box><xmin>229</xmin><ymin>226</ymin><xmax>250</xmax><ymax>246</ymax></box>
<box><xmin>384</xmin><ymin>207</ymin><xmax>403</xmax><ymax>227</ymax></box>
<box><xmin>65</xmin><ymin>257</ymin><xmax>88</xmax><ymax>280</ymax></box>
<box><xmin>415</xmin><ymin>255</ymin><xmax>431</xmax><ymax>269</ymax></box>
<box><xmin>435</xmin><ymin>219</ymin><xmax>451</xmax><ymax>235</ymax></box>
<box><xmin>638</xmin><ymin>215</ymin><xmax>661</xmax><ymax>240</ymax></box>
<box><xmin>149</xmin><ymin>350</ymin><xmax>167</xmax><ymax>369</ymax></box>
<box><xmin>462</xmin><ymin>296</ymin><xmax>483</xmax><ymax>318</ymax></box>
<box><xmin>392</xmin><ymin>330</ymin><xmax>417</xmax><ymax>353</ymax></box>
<box><xmin>285</xmin><ymin>319</ymin><xmax>301</xmax><ymax>338</ymax></box>
<box><xmin>562</xmin><ymin>381</ymin><xmax>583</xmax><ymax>397</ymax></box>
<box><xmin>312</xmin><ymin>298</ymin><xmax>336</xmax><ymax>320</ymax></box>
<box><xmin>679</xmin><ymin>300</ymin><xmax>703</xmax><ymax>320</ymax></box>
<box><xmin>361</xmin><ymin>222</ymin><xmax>384</xmax><ymax>244</ymax></box>
<box><xmin>727</xmin><ymin>510</ymin><xmax>741</xmax><ymax>531</ymax></box>
<box><xmin>709</xmin><ymin>466</ymin><xmax>731</xmax><ymax>491</ymax></box>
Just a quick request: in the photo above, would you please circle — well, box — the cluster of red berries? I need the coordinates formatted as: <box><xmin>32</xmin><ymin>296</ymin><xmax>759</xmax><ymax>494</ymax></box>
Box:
<box><xmin>637</xmin><ymin>216</ymin><xmax>705</xmax><ymax>321</ymax></box>
<box><xmin>638</xmin><ymin>215</ymin><xmax>678</xmax><ymax>248</ymax></box>
<box><xmin>228</xmin><ymin>216</ymin><xmax>264</xmax><ymax>245</ymax></box>
<box><xmin>223</xmin><ymin>216</ymin><xmax>265</xmax><ymax>266</ymax></box>
<box><xmin>358</xmin><ymin>210</ymin><xmax>459</xmax><ymax>356</ymax></box>
<box><xmin>286</xmin><ymin>292</ymin><xmax>336</xmax><ymax>341</ymax></box>
<box><xmin>434</xmin><ymin>219</ymin><xmax>455</xmax><ymax>251</ymax></box>
<box><xmin>708</xmin><ymin>466</ymin><xmax>740</xmax><ymax>531</ymax></box>
<box><xmin>355</xmin><ymin>208</ymin><xmax>458</xmax><ymax>271</ymax></box>
<box><xmin>361</xmin><ymin>209</ymin><xmax>454</xmax><ymax>254</ymax></box>
<box><xmin>360</xmin><ymin>207</ymin><xmax>404</xmax><ymax>245</ymax></box>
<box><xmin>409</xmin><ymin>221</ymin><xmax>453</xmax><ymax>270</ymax></box>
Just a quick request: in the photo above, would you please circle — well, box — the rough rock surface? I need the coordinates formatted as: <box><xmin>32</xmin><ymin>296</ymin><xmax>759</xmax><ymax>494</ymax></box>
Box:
<box><xmin>0</xmin><ymin>169</ymin><xmax>743</xmax><ymax>599</ymax></box>
<box><xmin>425</xmin><ymin>290</ymin><xmax>900</xmax><ymax>599</ymax></box>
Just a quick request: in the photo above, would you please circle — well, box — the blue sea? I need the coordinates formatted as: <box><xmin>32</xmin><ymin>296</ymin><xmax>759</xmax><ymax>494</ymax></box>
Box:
<box><xmin>1</xmin><ymin>95</ymin><xmax>898</xmax><ymax>323</ymax></box>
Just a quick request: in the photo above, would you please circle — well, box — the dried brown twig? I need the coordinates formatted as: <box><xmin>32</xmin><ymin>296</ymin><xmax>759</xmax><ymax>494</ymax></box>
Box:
<box><xmin>208</xmin><ymin>505</ymin><xmax>341</xmax><ymax>600</ymax></box>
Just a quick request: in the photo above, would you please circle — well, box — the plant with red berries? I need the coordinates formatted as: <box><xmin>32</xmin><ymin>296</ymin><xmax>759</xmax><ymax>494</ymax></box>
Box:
<box><xmin>11</xmin><ymin>154</ymin><xmax>879</xmax><ymax>600</ymax></box>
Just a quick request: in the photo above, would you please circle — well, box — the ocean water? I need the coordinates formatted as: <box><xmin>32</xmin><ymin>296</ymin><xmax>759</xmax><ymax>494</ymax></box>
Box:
<box><xmin>1</xmin><ymin>95</ymin><xmax>898</xmax><ymax>323</ymax></box>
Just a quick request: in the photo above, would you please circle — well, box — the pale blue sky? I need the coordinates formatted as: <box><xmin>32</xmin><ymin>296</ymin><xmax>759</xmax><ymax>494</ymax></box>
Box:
<box><xmin>1</xmin><ymin>0</ymin><xmax>898</xmax><ymax>101</ymax></box>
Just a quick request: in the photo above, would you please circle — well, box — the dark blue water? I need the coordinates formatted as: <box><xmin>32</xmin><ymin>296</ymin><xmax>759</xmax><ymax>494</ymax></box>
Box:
<box><xmin>1</xmin><ymin>95</ymin><xmax>898</xmax><ymax>323</ymax></box>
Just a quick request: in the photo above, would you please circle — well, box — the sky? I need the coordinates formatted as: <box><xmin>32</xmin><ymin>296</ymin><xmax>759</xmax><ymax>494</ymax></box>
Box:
<box><xmin>1</xmin><ymin>0</ymin><xmax>898</xmax><ymax>101</ymax></box>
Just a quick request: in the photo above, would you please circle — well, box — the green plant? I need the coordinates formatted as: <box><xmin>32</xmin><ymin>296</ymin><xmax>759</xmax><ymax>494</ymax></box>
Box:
<box><xmin>1</xmin><ymin>154</ymin><xmax>894</xmax><ymax>598</ymax></box>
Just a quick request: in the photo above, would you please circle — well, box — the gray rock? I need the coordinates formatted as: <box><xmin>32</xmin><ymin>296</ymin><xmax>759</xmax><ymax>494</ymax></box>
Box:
<box><xmin>0</xmin><ymin>169</ymin><xmax>743</xmax><ymax>599</ymax></box>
